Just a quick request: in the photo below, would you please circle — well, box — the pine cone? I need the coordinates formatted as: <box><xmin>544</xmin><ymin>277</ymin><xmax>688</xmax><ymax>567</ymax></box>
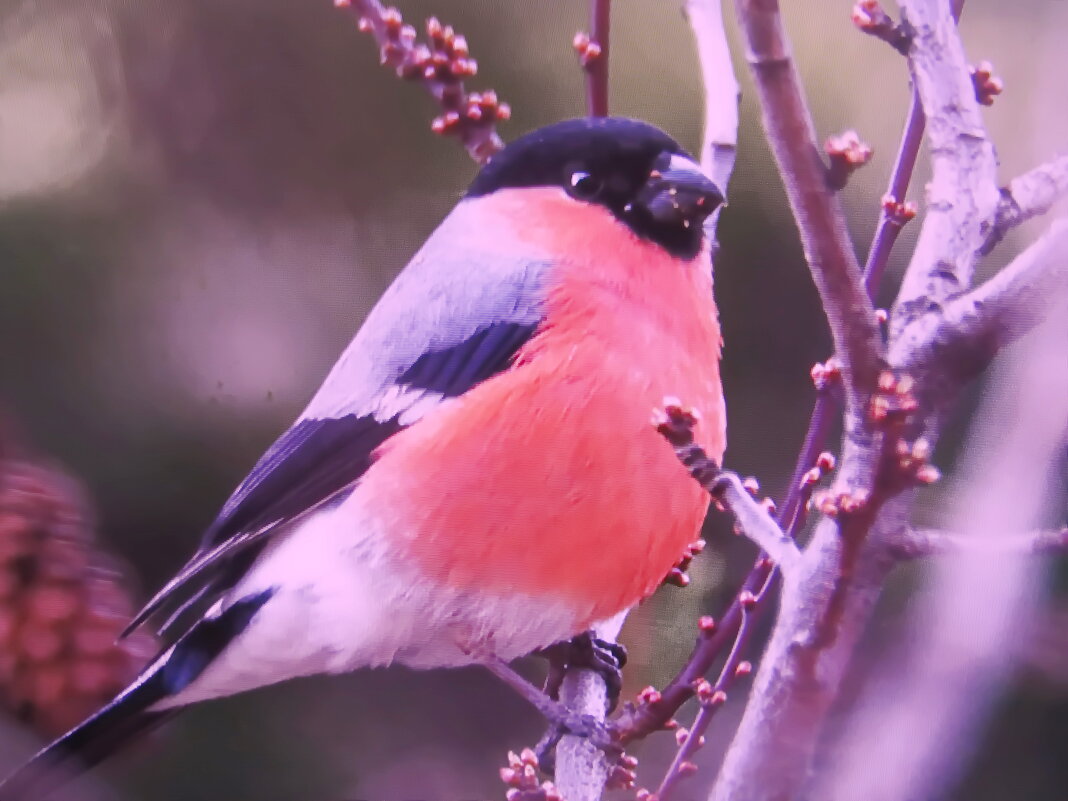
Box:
<box><xmin>0</xmin><ymin>459</ymin><xmax>157</xmax><ymax>737</ymax></box>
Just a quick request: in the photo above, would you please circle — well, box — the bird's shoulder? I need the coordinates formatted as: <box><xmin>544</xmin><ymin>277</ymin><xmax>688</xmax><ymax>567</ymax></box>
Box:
<box><xmin>126</xmin><ymin>200</ymin><xmax>561</xmax><ymax>636</ymax></box>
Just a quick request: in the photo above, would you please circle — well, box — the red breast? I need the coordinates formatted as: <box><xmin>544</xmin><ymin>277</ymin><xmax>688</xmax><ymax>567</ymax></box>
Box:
<box><xmin>361</xmin><ymin>187</ymin><xmax>726</xmax><ymax>629</ymax></box>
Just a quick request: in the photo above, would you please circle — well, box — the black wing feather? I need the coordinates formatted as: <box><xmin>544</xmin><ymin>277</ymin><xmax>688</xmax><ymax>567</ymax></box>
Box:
<box><xmin>125</xmin><ymin>321</ymin><xmax>540</xmax><ymax>636</ymax></box>
<box><xmin>202</xmin><ymin>413</ymin><xmax>404</xmax><ymax>549</ymax></box>
<box><xmin>399</xmin><ymin>321</ymin><xmax>537</xmax><ymax>398</ymax></box>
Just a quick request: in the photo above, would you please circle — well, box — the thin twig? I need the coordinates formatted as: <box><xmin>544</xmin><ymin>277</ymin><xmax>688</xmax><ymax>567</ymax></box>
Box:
<box><xmin>980</xmin><ymin>155</ymin><xmax>1068</xmax><ymax>255</ymax></box>
<box><xmin>554</xmin><ymin>612</ymin><xmax>628</xmax><ymax>801</ymax></box>
<box><xmin>655</xmin><ymin>404</ymin><xmax>802</xmax><ymax>572</ymax></box>
<box><xmin>732</xmin><ymin>0</ymin><xmax>884</xmax><ymax>408</ymax></box>
<box><xmin>901</xmin><ymin>218</ymin><xmax>1068</xmax><ymax>391</ymax></box>
<box><xmin>863</xmin><ymin>91</ymin><xmax>924</xmax><ymax>297</ymax></box>
<box><xmin>583</xmin><ymin>0</ymin><xmax>611</xmax><ymax>117</ymax></box>
<box><xmin>339</xmin><ymin>0</ymin><xmax>509</xmax><ymax>164</ymax></box>
<box><xmin>656</xmin><ymin>573</ymin><xmax>770</xmax><ymax>801</ymax></box>
<box><xmin>611</xmin><ymin>556</ymin><xmax>771</xmax><ymax>744</ymax></box>
<box><xmin>890</xmin><ymin>526</ymin><xmax>1068</xmax><ymax>560</ymax></box>
<box><xmin>686</xmin><ymin>0</ymin><xmax>739</xmax><ymax>198</ymax></box>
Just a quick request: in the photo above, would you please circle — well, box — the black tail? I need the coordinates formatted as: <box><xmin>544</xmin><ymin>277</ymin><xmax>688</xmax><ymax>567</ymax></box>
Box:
<box><xmin>0</xmin><ymin>662</ymin><xmax>174</xmax><ymax>801</ymax></box>
<box><xmin>0</xmin><ymin>588</ymin><xmax>274</xmax><ymax>800</ymax></box>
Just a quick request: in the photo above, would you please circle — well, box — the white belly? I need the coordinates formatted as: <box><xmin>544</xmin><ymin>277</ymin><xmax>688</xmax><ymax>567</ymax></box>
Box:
<box><xmin>156</xmin><ymin>487</ymin><xmax>581</xmax><ymax>708</ymax></box>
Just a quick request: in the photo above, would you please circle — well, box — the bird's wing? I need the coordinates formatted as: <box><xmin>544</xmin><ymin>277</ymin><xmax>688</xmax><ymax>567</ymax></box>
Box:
<box><xmin>124</xmin><ymin>199</ymin><xmax>553</xmax><ymax>637</ymax></box>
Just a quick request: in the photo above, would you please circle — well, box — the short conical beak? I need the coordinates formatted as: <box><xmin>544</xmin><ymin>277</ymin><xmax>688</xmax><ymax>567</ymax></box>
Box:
<box><xmin>636</xmin><ymin>153</ymin><xmax>725</xmax><ymax>227</ymax></box>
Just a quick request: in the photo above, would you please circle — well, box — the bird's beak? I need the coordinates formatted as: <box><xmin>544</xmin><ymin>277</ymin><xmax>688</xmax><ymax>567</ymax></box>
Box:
<box><xmin>636</xmin><ymin>153</ymin><xmax>725</xmax><ymax>228</ymax></box>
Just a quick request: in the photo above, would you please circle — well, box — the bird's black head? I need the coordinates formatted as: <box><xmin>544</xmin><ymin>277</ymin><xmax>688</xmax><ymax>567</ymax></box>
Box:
<box><xmin>466</xmin><ymin>117</ymin><xmax>724</xmax><ymax>259</ymax></box>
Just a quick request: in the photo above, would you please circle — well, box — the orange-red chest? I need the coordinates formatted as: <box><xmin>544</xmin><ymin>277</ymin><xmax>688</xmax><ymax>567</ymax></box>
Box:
<box><xmin>361</xmin><ymin>189</ymin><xmax>726</xmax><ymax>628</ymax></box>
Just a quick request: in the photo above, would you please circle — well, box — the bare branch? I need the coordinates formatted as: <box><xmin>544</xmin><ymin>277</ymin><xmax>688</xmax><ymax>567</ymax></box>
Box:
<box><xmin>610</xmin><ymin>555</ymin><xmax>772</xmax><ymax>744</ymax></box>
<box><xmin>339</xmin><ymin>0</ymin><xmax>509</xmax><ymax>164</ymax></box>
<box><xmin>654</xmin><ymin>403</ymin><xmax>802</xmax><ymax>572</ymax></box>
<box><xmin>903</xmin><ymin>218</ymin><xmax>1068</xmax><ymax>389</ymax></box>
<box><xmin>980</xmin><ymin>155</ymin><xmax>1068</xmax><ymax>255</ymax></box>
<box><xmin>573</xmin><ymin>0</ymin><xmax>612</xmax><ymax>118</ymax></box>
<box><xmin>732</xmin><ymin>0</ymin><xmax>884</xmax><ymax>406</ymax></box>
<box><xmin>705</xmin><ymin>8</ymin><xmax>993</xmax><ymax>794</ymax></box>
<box><xmin>554</xmin><ymin>612</ymin><xmax>626</xmax><ymax>801</ymax></box>
<box><xmin>656</xmin><ymin>584</ymin><xmax>764</xmax><ymax>801</ymax></box>
<box><xmin>862</xmin><ymin>91</ymin><xmax>923</xmax><ymax>296</ymax></box>
<box><xmin>890</xmin><ymin>526</ymin><xmax>1068</xmax><ymax>560</ymax></box>
<box><xmin>821</xmin><ymin>317</ymin><xmax>1068</xmax><ymax>801</ymax></box>
<box><xmin>708</xmin><ymin>498</ymin><xmax>904</xmax><ymax>801</ymax></box>
<box><xmin>686</xmin><ymin>0</ymin><xmax>739</xmax><ymax>196</ymax></box>
<box><xmin>890</xmin><ymin>0</ymin><xmax>999</xmax><ymax>334</ymax></box>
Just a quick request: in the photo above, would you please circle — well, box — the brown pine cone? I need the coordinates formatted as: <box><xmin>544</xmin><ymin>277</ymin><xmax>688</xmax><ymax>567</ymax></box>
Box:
<box><xmin>0</xmin><ymin>459</ymin><xmax>157</xmax><ymax>737</ymax></box>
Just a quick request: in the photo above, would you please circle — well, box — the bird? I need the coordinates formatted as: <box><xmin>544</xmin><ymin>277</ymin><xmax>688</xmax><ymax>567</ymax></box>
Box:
<box><xmin>0</xmin><ymin>115</ymin><xmax>726</xmax><ymax>798</ymax></box>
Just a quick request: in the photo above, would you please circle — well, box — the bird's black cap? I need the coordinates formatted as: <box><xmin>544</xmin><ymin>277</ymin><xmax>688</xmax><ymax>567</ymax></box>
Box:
<box><xmin>466</xmin><ymin>117</ymin><xmax>722</xmax><ymax>259</ymax></box>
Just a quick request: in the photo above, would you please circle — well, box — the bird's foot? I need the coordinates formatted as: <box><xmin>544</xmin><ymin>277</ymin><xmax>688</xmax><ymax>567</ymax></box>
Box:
<box><xmin>484</xmin><ymin>658</ymin><xmax>617</xmax><ymax>751</ymax></box>
<box><xmin>539</xmin><ymin>631</ymin><xmax>628</xmax><ymax>712</ymax></box>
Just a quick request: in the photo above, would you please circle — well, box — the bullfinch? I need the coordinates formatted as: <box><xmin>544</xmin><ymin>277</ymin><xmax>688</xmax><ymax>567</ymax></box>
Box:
<box><xmin>0</xmin><ymin>116</ymin><xmax>726</xmax><ymax>797</ymax></box>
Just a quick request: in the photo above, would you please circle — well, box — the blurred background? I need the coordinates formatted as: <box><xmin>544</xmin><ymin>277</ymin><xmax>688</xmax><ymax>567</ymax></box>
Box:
<box><xmin>0</xmin><ymin>0</ymin><xmax>1065</xmax><ymax>798</ymax></box>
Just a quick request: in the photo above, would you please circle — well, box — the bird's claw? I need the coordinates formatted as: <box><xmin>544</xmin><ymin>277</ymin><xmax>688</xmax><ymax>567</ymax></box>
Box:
<box><xmin>540</xmin><ymin>631</ymin><xmax>628</xmax><ymax>712</ymax></box>
<box><xmin>534</xmin><ymin>711</ymin><xmax>618</xmax><ymax>775</ymax></box>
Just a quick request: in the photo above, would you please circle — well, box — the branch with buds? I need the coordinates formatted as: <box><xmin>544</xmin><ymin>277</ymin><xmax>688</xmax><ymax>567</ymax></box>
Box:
<box><xmin>733</xmin><ymin>0</ymin><xmax>884</xmax><ymax>412</ymax></box>
<box><xmin>338</xmin><ymin>0</ymin><xmax>509</xmax><ymax>163</ymax></box>
<box><xmin>707</xmin><ymin>1</ymin><xmax>1068</xmax><ymax>799</ymax></box>
<box><xmin>852</xmin><ymin>0</ymin><xmax>912</xmax><ymax>54</ymax></box>
<box><xmin>573</xmin><ymin>0</ymin><xmax>612</xmax><ymax>118</ymax></box>
<box><xmin>653</xmin><ymin>402</ymin><xmax>801</xmax><ymax>572</ymax></box>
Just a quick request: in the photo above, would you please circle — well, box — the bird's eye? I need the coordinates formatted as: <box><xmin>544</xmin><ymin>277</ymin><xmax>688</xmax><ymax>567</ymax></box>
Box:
<box><xmin>567</xmin><ymin>170</ymin><xmax>602</xmax><ymax>200</ymax></box>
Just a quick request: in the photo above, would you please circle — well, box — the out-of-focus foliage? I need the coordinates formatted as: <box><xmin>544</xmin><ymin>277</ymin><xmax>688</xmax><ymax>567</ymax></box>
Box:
<box><xmin>0</xmin><ymin>0</ymin><xmax>1065</xmax><ymax>798</ymax></box>
<box><xmin>0</xmin><ymin>452</ymin><xmax>157</xmax><ymax>737</ymax></box>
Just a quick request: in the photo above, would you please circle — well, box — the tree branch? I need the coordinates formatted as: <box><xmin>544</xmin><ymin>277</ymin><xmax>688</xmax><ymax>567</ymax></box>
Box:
<box><xmin>339</xmin><ymin>0</ymin><xmax>509</xmax><ymax>163</ymax></box>
<box><xmin>655</xmin><ymin>403</ymin><xmax>802</xmax><ymax>572</ymax></box>
<box><xmin>705</xmin><ymin>4</ymin><xmax>998</xmax><ymax>799</ymax></box>
<box><xmin>862</xmin><ymin>90</ymin><xmax>923</xmax><ymax>297</ymax></box>
<box><xmin>890</xmin><ymin>0</ymin><xmax>999</xmax><ymax>338</ymax></box>
<box><xmin>554</xmin><ymin>613</ymin><xmax>626</xmax><ymax>801</ymax></box>
<box><xmin>655</xmin><ymin>577</ymin><xmax>767</xmax><ymax>801</ymax></box>
<box><xmin>890</xmin><ymin>526</ymin><xmax>1068</xmax><ymax>560</ymax></box>
<box><xmin>731</xmin><ymin>0</ymin><xmax>884</xmax><ymax>407</ymax></box>
<box><xmin>686</xmin><ymin>0</ymin><xmax>739</xmax><ymax>199</ymax></box>
<box><xmin>577</xmin><ymin>0</ymin><xmax>612</xmax><ymax>118</ymax></box>
<box><xmin>979</xmin><ymin>155</ymin><xmax>1068</xmax><ymax>255</ymax></box>
<box><xmin>901</xmin><ymin>217</ymin><xmax>1068</xmax><ymax>391</ymax></box>
<box><xmin>818</xmin><ymin>316</ymin><xmax>1068</xmax><ymax>801</ymax></box>
<box><xmin>707</xmin><ymin>492</ymin><xmax>904</xmax><ymax>801</ymax></box>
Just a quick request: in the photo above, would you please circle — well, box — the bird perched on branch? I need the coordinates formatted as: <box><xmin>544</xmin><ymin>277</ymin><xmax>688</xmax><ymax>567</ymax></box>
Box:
<box><xmin>0</xmin><ymin>116</ymin><xmax>726</xmax><ymax>798</ymax></box>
